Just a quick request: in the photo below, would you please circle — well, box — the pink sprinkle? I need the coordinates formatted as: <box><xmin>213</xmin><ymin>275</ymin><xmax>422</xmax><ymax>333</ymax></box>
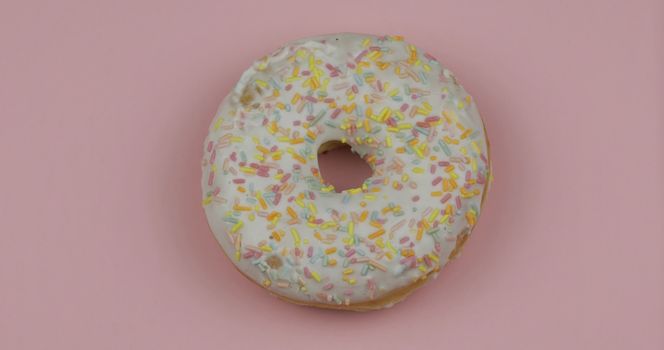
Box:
<box><xmin>455</xmin><ymin>196</ymin><xmax>462</xmax><ymax>209</ymax></box>
<box><xmin>307</xmin><ymin>246</ymin><xmax>313</xmax><ymax>258</ymax></box>
<box><xmin>213</xmin><ymin>187</ymin><xmax>221</xmax><ymax>196</ymax></box>
<box><xmin>432</xmin><ymin>176</ymin><xmax>443</xmax><ymax>186</ymax></box>
<box><xmin>425</xmin><ymin>116</ymin><xmax>440</xmax><ymax>123</ymax></box>
<box><xmin>354</xmin><ymin>50</ymin><xmax>368</xmax><ymax>63</ymax></box>
<box><xmin>399</xmin><ymin>237</ymin><xmax>409</xmax><ymax>244</ymax></box>
<box><xmin>465</xmin><ymin>171</ymin><xmax>472</xmax><ymax>181</ymax></box>
<box><xmin>435</xmin><ymin>242</ymin><xmax>442</xmax><ymax>252</ymax></box>
<box><xmin>273</xmin><ymin>193</ymin><xmax>282</xmax><ymax>205</ymax></box>
<box><xmin>347</xmin><ymin>62</ymin><xmax>356</xmax><ymax>69</ymax></box>
<box><xmin>304</xmin><ymin>267</ymin><xmax>312</xmax><ymax>278</ymax></box>
<box><xmin>232</xmin><ymin>178</ymin><xmax>245</xmax><ymax>184</ymax></box>
<box><xmin>351</xmin><ymin>85</ymin><xmax>359</xmax><ymax>94</ymax></box>
<box><xmin>207</xmin><ymin>141</ymin><xmax>213</xmax><ymax>152</ymax></box>
<box><xmin>430</xmin><ymin>165</ymin><xmax>436</xmax><ymax>174</ymax></box>
<box><xmin>323</xmin><ymin>98</ymin><xmax>335</xmax><ymax>103</ymax></box>
<box><xmin>441</xmin><ymin>193</ymin><xmax>452</xmax><ymax>203</ymax></box>
<box><xmin>438</xmin><ymin>161</ymin><xmax>450</xmax><ymax>167</ymax></box>
<box><xmin>477</xmin><ymin>172</ymin><xmax>486</xmax><ymax>184</ymax></box>
<box><xmin>330</xmin><ymin>108</ymin><xmax>342</xmax><ymax>119</ymax></box>
<box><xmin>243</xmin><ymin>251</ymin><xmax>254</xmax><ymax>259</ymax></box>
<box><xmin>280</xmin><ymin>173</ymin><xmax>291</xmax><ymax>183</ymax></box>
<box><xmin>304</xmin><ymin>96</ymin><xmax>318</xmax><ymax>103</ymax></box>
<box><xmin>285</xmin><ymin>84</ymin><xmax>292</xmax><ymax>91</ymax></box>
<box><xmin>207</xmin><ymin>172</ymin><xmax>215</xmax><ymax>186</ymax></box>
<box><xmin>230</xmin><ymin>152</ymin><xmax>237</xmax><ymax>161</ymax></box>
<box><xmin>424</xmin><ymin>52</ymin><xmax>437</xmax><ymax>61</ymax></box>
<box><xmin>345</xmin><ymin>249</ymin><xmax>356</xmax><ymax>257</ymax></box>
<box><xmin>294</xmin><ymin>247</ymin><xmax>302</xmax><ymax>257</ymax></box>
<box><xmin>412</xmin><ymin>195</ymin><xmax>420</xmax><ymax>202</ymax></box>
<box><xmin>323</xmin><ymin>283</ymin><xmax>334</xmax><ymax>291</ymax></box>
<box><xmin>210</xmin><ymin>149</ymin><xmax>216</xmax><ymax>163</ymax></box>
<box><xmin>423</xmin><ymin>255</ymin><xmax>432</xmax><ymax>267</ymax></box>
<box><xmin>400</xmin><ymin>103</ymin><xmax>409</xmax><ymax>112</ymax></box>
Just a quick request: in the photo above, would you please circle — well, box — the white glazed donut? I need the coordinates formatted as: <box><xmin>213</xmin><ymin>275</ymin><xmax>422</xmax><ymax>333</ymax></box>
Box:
<box><xmin>201</xmin><ymin>33</ymin><xmax>491</xmax><ymax>310</ymax></box>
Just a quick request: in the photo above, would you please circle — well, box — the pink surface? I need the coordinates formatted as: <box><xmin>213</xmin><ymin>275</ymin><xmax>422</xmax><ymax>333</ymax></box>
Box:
<box><xmin>1</xmin><ymin>0</ymin><xmax>663</xmax><ymax>349</ymax></box>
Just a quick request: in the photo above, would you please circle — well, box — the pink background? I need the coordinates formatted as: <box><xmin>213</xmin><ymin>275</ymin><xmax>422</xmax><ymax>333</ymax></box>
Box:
<box><xmin>1</xmin><ymin>0</ymin><xmax>663</xmax><ymax>349</ymax></box>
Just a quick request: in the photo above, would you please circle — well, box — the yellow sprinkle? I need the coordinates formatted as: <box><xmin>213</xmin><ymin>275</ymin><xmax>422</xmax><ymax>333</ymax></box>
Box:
<box><xmin>413</xmin><ymin>167</ymin><xmax>425</xmax><ymax>174</ymax></box>
<box><xmin>255</xmin><ymin>79</ymin><xmax>268</xmax><ymax>89</ymax></box>
<box><xmin>439</xmin><ymin>214</ymin><xmax>450</xmax><ymax>224</ymax></box>
<box><xmin>231</xmin><ymin>221</ymin><xmax>243</xmax><ymax>233</ymax></box>
<box><xmin>471</xmin><ymin>141</ymin><xmax>481</xmax><ymax>153</ymax></box>
<box><xmin>240</xmin><ymin>166</ymin><xmax>256</xmax><ymax>174</ymax></box>
<box><xmin>325</xmin><ymin>247</ymin><xmax>337</xmax><ymax>255</ymax></box>
<box><xmin>260</xmin><ymin>245</ymin><xmax>273</xmax><ymax>252</ymax></box>
<box><xmin>385</xmin><ymin>136</ymin><xmax>392</xmax><ymax>148</ymax></box>
<box><xmin>428</xmin><ymin>209</ymin><xmax>440</xmax><ymax>223</ymax></box>
<box><xmin>387</xmin><ymin>241</ymin><xmax>398</xmax><ymax>254</ymax></box>
<box><xmin>233</xmin><ymin>205</ymin><xmax>251</xmax><ymax>211</ymax></box>
<box><xmin>310</xmin><ymin>271</ymin><xmax>321</xmax><ymax>282</ymax></box>
<box><xmin>213</xmin><ymin>117</ymin><xmax>223</xmax><ymax>131</ymax></box>
<box><xmin>291</xmin><ymin>229</ymin><xmax>301</xmax><ymax>246</ymax></box>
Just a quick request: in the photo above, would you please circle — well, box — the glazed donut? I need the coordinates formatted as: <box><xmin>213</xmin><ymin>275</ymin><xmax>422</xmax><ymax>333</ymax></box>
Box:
<box><xmin>201</xmin><ymin>33</ymin><xmax>491</xmax><ymax>310</ymax></box>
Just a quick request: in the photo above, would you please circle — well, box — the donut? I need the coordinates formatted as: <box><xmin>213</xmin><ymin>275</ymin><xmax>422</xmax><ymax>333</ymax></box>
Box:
<box><xmin>201</xmin><ymin>33</ymin><xmax>491</xmax><ymax>310</ymax></box>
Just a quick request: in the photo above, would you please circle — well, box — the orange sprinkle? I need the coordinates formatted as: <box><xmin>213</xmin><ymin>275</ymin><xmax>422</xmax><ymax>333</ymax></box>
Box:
<box><xmin>368</xmin><ymin>229</ymin><xmax>385</xmax><ymax>240</ymax></box>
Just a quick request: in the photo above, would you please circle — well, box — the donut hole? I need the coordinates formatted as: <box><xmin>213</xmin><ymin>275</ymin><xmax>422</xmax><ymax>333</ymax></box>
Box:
<box><xmin>317</xmin><ymin>141</ymin><xmax>372</xmax><ymax>192</ymax></box>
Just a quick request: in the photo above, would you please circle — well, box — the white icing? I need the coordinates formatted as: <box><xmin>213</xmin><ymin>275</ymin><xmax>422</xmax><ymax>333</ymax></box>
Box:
<box><xmin>202</xmin><ymin>33</ymin><xmax>490</xmax><ymax>307</ymax></box>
